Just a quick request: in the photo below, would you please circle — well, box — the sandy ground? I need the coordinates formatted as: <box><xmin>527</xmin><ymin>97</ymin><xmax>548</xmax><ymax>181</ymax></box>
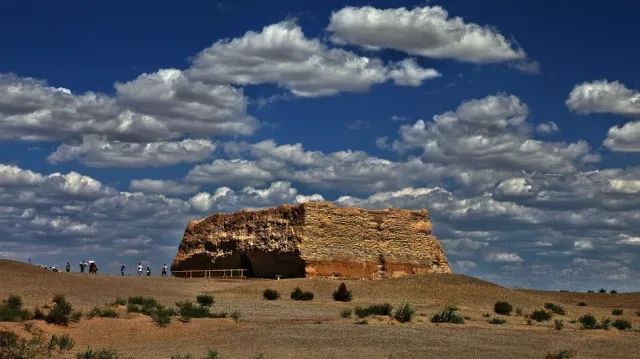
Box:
<box><xmin>1</xmin><ymin>260</ymin><xmax>639</xmax><ymax>358</ymax></box>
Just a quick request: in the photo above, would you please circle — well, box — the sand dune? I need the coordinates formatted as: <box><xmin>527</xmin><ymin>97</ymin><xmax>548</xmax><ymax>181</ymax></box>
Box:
<box><xmin>1</xmin><ymin>260</ymin><xmax>639</xmax><ymax>358</ymax></box>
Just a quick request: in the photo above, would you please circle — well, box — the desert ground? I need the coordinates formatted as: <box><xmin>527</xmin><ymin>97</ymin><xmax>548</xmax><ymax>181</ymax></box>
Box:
<box><xmin>1</xmin><ymin>260</ymin><xmax>639</xmax><ymax>358</ymax></box>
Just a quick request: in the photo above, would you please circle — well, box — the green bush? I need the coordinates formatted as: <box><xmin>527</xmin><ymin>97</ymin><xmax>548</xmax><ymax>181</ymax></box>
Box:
<box><xmin>0</xmin><ymin>330</ymin><xmax>56</xmax><ymax>358</ymax></box>
<box><xmin>75</xmin><ymin>347</ymin><xmax>123</xmax><ymax>359</ymax></box>
<box><xmin>332</xmin><ymin>282</ymin><xmax>353</xmax><ymax>302</ymax></box>
<box><xmin>230</xmin><ymin>311</ymin><xmax>241</xmax><ymax>322</ymax></box>
<box><xmin>111</xmin><ymin>297</ymin><xmax>127</xmax><ymax>306</ymax></box>
<box><xmin>545</xmin><ymin>349</ymin><xmax>575</xmax><ymax>359</ymax></box>
<box><xmin>127</xmin><ymin>296</ymin><xmax>158</xmax><ymax>308</ymax></box>
<box><xmin>32</xmin><ymin>306</ymin><xmax>45</xmax><ymax>320</ymax></box>
<box><xmin>263</xmin><ymin>289</ymin><xmax>280</xmax><ymax>300</ymax></box>
<box><xmin>340</xmin><ymin>309</ymin><xmax>352</xmax><ymax>318</ymax></box>
<box><xmin>494</xmin><ymin>301</ymin><xmax>513</xmax><ymax>315</ymax></box>
<box><xmin>530</xmin><ymin>309</ymin><xmax>552</xmax><ymax>322</ymax></box>
<box><xmin>151</xmin><ymin>306</ymin><xmax>175</xmax><ymax>327</ymax></box>
<box><xmin>0</xmin><ymin>294</ymin><xmax>31</xmax><ymax>322</ymax></box>
<box><xmin>430</xmin><ymin>306</ymin><xmax>465</xmax><ymax>324</ymax></box>
<box><xmin>515</xmin><ymin>307</ymin><xmax>523</xmax><ymax>316</ymax></box>
<box><xmin>578</xmin><ymin>314</ymin><xmax>599</xmax><ymax>329</ymax></box>
<box><xmin>48</xmin><ymin>334</ymin><xmax>75</xmax><ymax>351</ymax></box>
<box><xmin>176</xmin><ymin>301</ymin><xmax>212</xmax><ymax>319</ymax></box>
<box><xmin>544</xmin><ymin>303</ymin><xmax>566</xmax><ymax>315</ymax></box>
<box><xmin>45</xmin><ymin>295</ymin><xmax>73</xmax><ymax>325</ymax></box>
<box><xmin>354</xmin><ymin>303</ymin><xmax>393</xmax><ymax>318</ymax></box>
<box><xmin>554</xmin><ymin>319</ymin><xmax>564</xmax><ymax>330</ymax></box>
<box><xmin>612</xmin><ymin>319</ymin><xmax>632</xmax><ymax>331</ymax></box>
<box><xmin>488</xmin><ymin>317</ymin><xmax>506</xmax><ymax>324</ymax></box>
<box><xmin>86</xmin><ymin>307</ymin><xmax>118</xmax><ymax>319</ymax></box>
<box><xmin>126</xmin><ymin>304</ymin><xmax>141</xmax><ymax>313</ymax></box>
<box><xmin>393</xmin><ymin>303</ymin><xmax>414</xmax><ymax>323</ymax></box>
<box><xmin>70</xmin><ymin>310</ymin><xmax>83</xmax><ymax>322</ymax></box>
<box><xmin>290</xmin><ymin>288</ymin><xmax>314</xmax><ymax>301</ymax></box>
<box><xmin>611</xmin><ymin>308</ymin><xmax>623</xmax><ymax>316</ymax></box>
<box><xmin>196</xmin><ymin>294</ymin><xmax>215</xmax><ymax>307</ymax></box>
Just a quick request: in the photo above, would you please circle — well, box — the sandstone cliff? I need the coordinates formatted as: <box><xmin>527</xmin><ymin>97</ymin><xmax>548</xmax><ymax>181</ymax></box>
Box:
<box><xmin>172</xmin><ymin>201</ymin><xmax>451</xmax><ymax>279</ymax></box>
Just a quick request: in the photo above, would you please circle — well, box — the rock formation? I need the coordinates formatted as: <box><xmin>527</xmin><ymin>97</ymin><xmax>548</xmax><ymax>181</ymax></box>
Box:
<box><xmin>172</xmin><ymin>201</ymin><xmax>451</xmax><ymax>279</ymax></box>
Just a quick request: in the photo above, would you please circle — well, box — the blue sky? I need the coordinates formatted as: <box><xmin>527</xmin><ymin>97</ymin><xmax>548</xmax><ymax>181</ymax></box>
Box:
<box><xmin>1</xmin><ymin>0</ymin><xmax>639</xmax><ymax>290</ymax></box>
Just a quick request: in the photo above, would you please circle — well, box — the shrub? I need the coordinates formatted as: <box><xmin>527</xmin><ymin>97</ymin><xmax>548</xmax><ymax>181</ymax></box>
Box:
<box><xmin>196</xmin><ymin>294</ymin><xmax>215</xmax><ymax>307</ymax></box>
<box><xmin>48</xmin><ymin>334</ymin><xmax>75</xmax><ymax>351</ymax></box>
<box><xmin>544</xmin><ymin>303</ymin><xmax>566</xmax><ymax>315</ymax></box>
<box><xmin>332</xmin><ymin>283</ymin><xmax>353</xmax><ymax>302</ymax></box>
<box><xmin>354</xmin><ymin>303</ymin><xmax>393</xmax><ymax>318</ymax></box>
<box><xmin>394</xmin><ymin>303</ymin><xmax>415</xmax><ymax>323</ymax></box>
<box><xmin>578</xmin><ymin>314</ymin><xmax>599</xmax><ymax>329</ymax></box>
<box><xmin>554</xmin><ymin>319</ymin><xmax>564</xmax><ymax>330</ymax></box>
<box><xmin>230</xmin><ymin>311</ymin><xmax>241</xmax><ymax>322</ymax></box>
<box><xmin>598</xmin><ymin>288</ymin><xmax>606</xmax><ymax>294</ymax></box>
<box><xmin>340</xmin><ymin>309</ymin><xmax>352</xmax><ymax>318</ymax></box>
<box><xmin>70</xmin><ymin>310</ymin><xmax>83</xmax><ymax>322</ymax></box>
<box><xmin>86</xmin><ymin>307</ymin><xmax>118</xmax><ymax>319</ymax></box>
<box><xmin>111</xmin><ymin>297</ymin><xmax>126</xmax><ymax>306</ymax></box>
<box><xmin>263</xmin><ymin>289</ymin><xmax>280</xmax><ymax>300</ymax></box>
<box><xmin>355</xmin><ymin>319</ymin><xmax>368</xmax><ymax>325</ymax></box>
<box><xmin>152</xmin><ymin>306</ymin><xmax>175</xmax><ymax>327</ymax></box>
<box><xmin>530</xmin><ymin>309</ymin><xmax>552</xmax><ymax>322</ymax></box>
<box><xmin>577</xmin><ymin>302</ymin><xmax>587</xmax><ymax>306</ymax></box>
<box><xmin>515</xmin><ymin>307</ymin><xmax>523</xmax><ymax>316</ymax></box>
<box><xmin>0</xmin><ymin>294</ymin><xmax>31</xmax><ymax>322</ymax></box>
<box><xmin>127</xmin><ymin>296</ymin><xmax>158</xmax><ymax>308</ymax></box>
<box><xmin>612</xmin><ymin>319</ymin><xmax>632</xmax><ymax>331</ymax></box>
<box><xmin>545</xmin><ymin>349</ymin><xmax>575</xmax><ymax>359</ymax></box>
<box><xmin>494</xmin><ymin>301</ymin><xmax>513</xmax><ymax>315</ymax></box>
<box><xmin>290</xmin><ymin>288</ymin><xmax>314</xmax><ymax>301</ymax></box>
<box><xmin>600</xmin><ymin>318</ymin><xmax>611</xmax><ymax>330</ymax></box>
<box><xmin>488</xmin><ymin>317</ymin><xmax>506</xmax><ymax>324</ymax></box>
<box><xmin>32</xmin><ymin>306</ymin><xmax>45</xmax><ymax>320</ymax></box>
<box><xmin>75</xmin><ymin>347</ymin><xmax>123</xmax><ymax>359</ymax></box>
<box><xmin>176</xmin><ymin>301</ymin><xmax>212</xmax><ymax>319</ymax></box>
<box><xmin>127</xmin><ymin>303</ymin><xmax>141</xmax><ymax>313</ymax></box>
<box><xmin>0</xmin><ymin>330</ymin><xmax>49</xmax><ymax>358</ymax></box>
<box><xmin>45</xmin><ymin>295</ymin><xmax>73</xmax><ymax>325</ymax></box>
<box><xmin>611</xmin><ymin>308</ymin><xmax>623</xmax><ymax>316</ymax></box>
<box><xmin>430</xmin><ymin>306</ymin><xmax>465</xmax><ymax>324</ymax></box>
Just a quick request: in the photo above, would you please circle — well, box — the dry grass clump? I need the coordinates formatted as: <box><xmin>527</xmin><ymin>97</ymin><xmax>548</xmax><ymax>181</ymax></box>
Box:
<box><xmin>354</xmin><ymin>303</ymin><xmax>392</xmax><ymax>318</ymax></box>
<box><xmin>431</xmin><ymin>306</ymin><xmax>465</xmax><ymax>324</ymax></box>
<box><xmin>544</xmin><ymin>303</ymin><xmax>566</xmax><ymax>315</ymax></box>
<box><xmin>0</xmin><ymin>294</ymin><xmax>31</xmax><ymax>322</ymax></box>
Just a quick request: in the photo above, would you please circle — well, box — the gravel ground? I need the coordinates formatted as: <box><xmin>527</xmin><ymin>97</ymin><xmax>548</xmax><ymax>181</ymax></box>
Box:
<box><xmin>1</xmin><ymin>260</ymin><xmax>639</xmax><ymax>358</ymax></box>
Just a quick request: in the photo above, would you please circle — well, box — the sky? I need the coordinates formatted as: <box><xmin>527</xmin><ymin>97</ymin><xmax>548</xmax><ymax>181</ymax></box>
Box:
<box><xmin>1</xmin><ymin>0</ymin><xmax>639</xmax><ymax>291</ymax></box>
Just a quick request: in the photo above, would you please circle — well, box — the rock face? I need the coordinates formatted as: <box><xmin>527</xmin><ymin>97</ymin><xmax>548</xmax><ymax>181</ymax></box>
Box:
<box><xmin>172</xmin><ymin>201</ymin><xmax>451</xmax><ymax>279</ymax></box>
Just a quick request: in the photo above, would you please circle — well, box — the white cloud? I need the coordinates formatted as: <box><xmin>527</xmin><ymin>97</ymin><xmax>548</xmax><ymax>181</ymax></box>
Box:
<box><xmin>603</xmin><ymin>121</ymin><xmax>640</xmax><ymax>152</ymax></box>
<box><xmin>186</xmin><ymin>159</ymin><xmax>274</xmax><ymax>187</ymax></box>
<box><xmin>129</xmin><ymin>179</ymin><xmax>200</xmax><ymax>195</ymax></box>
<box><xmin>617</xmin><ymin>234</ymin><xmax>640</xmax><ymax>245</ymax></box>
<box><xmin>188</xmin><ymin>21</ymin><xmax>438</xmax><ymax>97</ymax></box>
<box><xmin>392</xmin><ymin>94</ymin><xmax>597</xmax><ymax>173</ymax></box>
<box><xmin>387</xmin><ymin>58</ymin><xmax>440</xmax><ymax>86</ymax></box>
<box><xmin>494</xmin><ymin>178</ymin><xmax>535</xmax><ymax>198</ymax></box>
<box><xmin>567</xmin><ymin>80</ymin><xmax>640</xmax><ymax>116</ymax></box>
<box><xmin>536</xmin><ymin>121</ymin><xmax>559</xmax><ymax>135</ymax></box>
<box><xmin>485</xmin><ymin>252</ymin><xmax>524</xmax><ymax>263</ymax></box>
<box><xmin>48</xmin><ymin>135</ymin><xmax>216</xmax><ymax>167</ymax></box>
<box><xmin>328</xmin><ymin>6</ymin><xmax>527</xmax><ymax>63</ymax></box>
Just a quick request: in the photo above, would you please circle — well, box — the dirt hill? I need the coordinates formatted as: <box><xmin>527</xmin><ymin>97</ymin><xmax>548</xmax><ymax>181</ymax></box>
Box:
<box><xmin>1</xmin><ymin>259</ymin><xmax>639</xmax><ymax>358</ymax></box>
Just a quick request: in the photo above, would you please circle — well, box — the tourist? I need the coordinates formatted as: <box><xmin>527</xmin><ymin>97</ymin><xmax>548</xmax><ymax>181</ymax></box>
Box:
<box><xmin>65</xmin><ymin>261</ymin><xmax>71</xmax><ymax>273</ymax></box>
<box><xmin>146</xmin><ymin>265</ymin><xmax>151</xmax><ymax>277</ymax></box>
<box><xmin>120</xmin><ymin>265</ymin><xmax>126</xmax><ymax>276</ymax></box>
<box><xmin>161</xmin><ymin>264</ymin><xmax>168</xmax><ymax>277</ymax></box>
<box><xmin>79</xmin><ymin>260</ymin><xmax>86</xmax><ymax>273</ymax></box>
<box><xmin>89</xmin><ymin>260</ymin><xmax>97</xmax><ymax>274</ymax></box>
<box><xmin>137</xmin><ymin>262</ymin><xmax>143</xmax><ymax>276</ymax></box>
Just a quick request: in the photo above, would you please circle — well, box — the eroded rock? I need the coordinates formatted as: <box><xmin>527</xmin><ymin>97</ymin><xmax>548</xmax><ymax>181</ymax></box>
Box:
<box><xmin>171</xmin><ymin>201</ymin><xmax>451</xmax><ymax>278</ymax></box>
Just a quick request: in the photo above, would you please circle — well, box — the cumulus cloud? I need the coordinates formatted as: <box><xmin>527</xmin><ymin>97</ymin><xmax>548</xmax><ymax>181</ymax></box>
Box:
<box><xmin>48</xmin><ymin>135</ymin><xmax>216</xmax><ymax>167</ymax></box>
<box><xmin>328</xmin><ymin>6</ymin><xmax>527</xmax><ymax>64</ymax></box>
<box><xmin>536</xmin><ymin>121</ymin><xmax>559</xmax><ymax>135</ymax></box>
<box><xmin>129</xmin><ymin>179</ymin><xmax>200</xmax><ymax>195</ymax></box>
<box><xmin>603</xmin><ymin>121</ymin><xmax>640</xmax><ymax>152</ymax></box>
<box><xmin>485</xmin><ymin>252</ymin><xmax>524</xmax><ymax>263</ymax></box>
<box><xmin>0</xmin><ymin>72</ymin><xmax>256</xmax><ymax>143</ymax></box>
<box><xmin>567</xmin><ymin>80</ymin><xmax>640</xmax><ymax>116</ymax></box>
<box><xmin>392</xmin><ymin>94</ymin><xmax>598</xmax><ymax>173</ymax></box>
<box><xmin>188</xmin><ymin>21</ymin><xmax>438</xmax><ymax>97</ymax></box>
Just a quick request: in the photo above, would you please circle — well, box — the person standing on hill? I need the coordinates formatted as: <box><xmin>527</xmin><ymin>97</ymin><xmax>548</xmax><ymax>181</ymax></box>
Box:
<box><xmin>79</xmin><ymin>260</ymin><xmax>86</xmax><ymax>273</ymax></box>
<box><xmin>161</xmin><ymin>264</ymin><xmax>168</xmax><ymax>277</ymax></box>
<box><xmin>137</xmin><ymin>262</ymin><xmax>143</xmax><ymax>276</ymax></box>
<box><xmin>146</xmin><ymin>265</ymin><xmax>151</xmax><ymax>277</ymax></box>
<box><xmin>65</xmin><ymin>261</ymin><xmax>71</xmax><ymax>272</ymax></box>
<box><xmin>120</xmin><ymin>265</ymin><xmax>126</xmax><ymax>276</ymax></box>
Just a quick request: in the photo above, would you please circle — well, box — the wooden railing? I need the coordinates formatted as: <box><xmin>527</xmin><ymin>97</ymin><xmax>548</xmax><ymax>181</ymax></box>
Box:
<box><xmin>171</xmin><ymin>269</ymin><xmax>247</xmax><ymax>279</ymax></box>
